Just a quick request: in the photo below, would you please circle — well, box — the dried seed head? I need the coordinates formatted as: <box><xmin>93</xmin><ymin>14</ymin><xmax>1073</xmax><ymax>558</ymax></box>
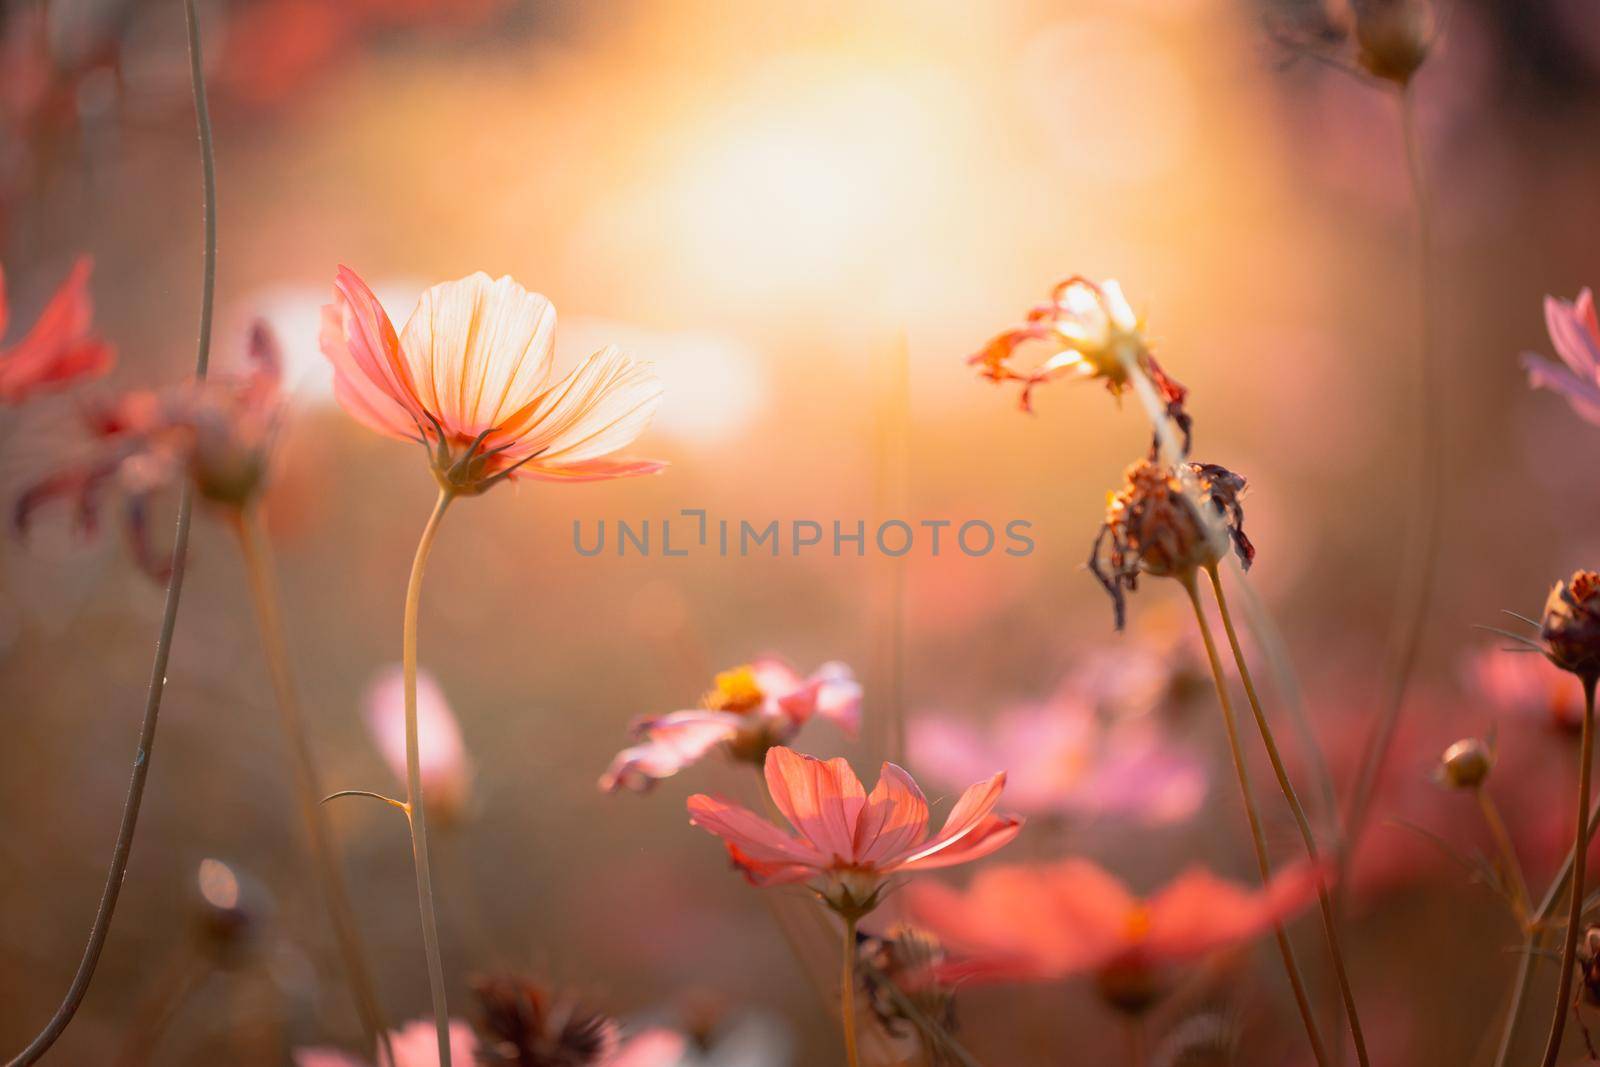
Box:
<box><xmin>861</xmin><ymin>924</ymin><xmax>956</xmax><ymax>1038</ymax></box>
<box><xmin>1542</xmin><ymin>570</ymin><xmax>1600</xmax><ymax>681</ymax></box>
<box><xmin>1090</xmin><ymin>459</ymin><xmax>1256</xmax><ymax>629</ymax></box>
<box><xmin>472</xmin><ymin>975</ymin><xmax>620</xmax><ymax>1067</ymax></box>
<box><xmin>1352</xmin><ymin>0</ymin><xmax>1433</xmax><ymax>86</ymax></box>
<box><xmin>1435</xmin><ymin>737</ymin><xmax>1493</xmax><ymax>790</ymax></box>
<box><xmin>1582</xmin><ymin>926</ymin><xmax>1600</xmax><ymax>1007</ymax></box>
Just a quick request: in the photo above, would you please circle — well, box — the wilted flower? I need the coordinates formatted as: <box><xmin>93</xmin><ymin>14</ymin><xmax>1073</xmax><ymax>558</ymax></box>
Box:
<box><xmin>1464</xmin><ymin>646</ymin><xmax>1584</xmax><ymax>734</ymax></box>
<box><xmin>600</xmin><ymin>659</ymin><xmax>861</xmax><ymax>793</ymax></box>
<box><xmin>908</xmin><ymin>698</ymin><xmax>1205</xmax><ymax>824</ymax></box>
<box><xmin>1434</xmin><ymin>737</ymin><xmax>1493</xmax><ymax>790</ymax></box>
<box><xmin>1542</xmin><ymin>570</ymin><xmax>1600</xmax><ymax>682</ymax></box>
<box><xmin>0</xmin><ymin>257</ymin><xmax>114</xmax><ymax>405</ymax></box>
<box><xmin>473</xmin><ymin>974</ymin><xmax>682</xmax><ymax>1067</ymax></box>
<box><xmin>859</xmin><ymin>925</ymin><xmax>957</xmax><ymax>1043</ymax></box>
<box><xmin>687</xmin><ymin>746</ymin><xmax>1022</xmax><ymax>919</ymax></box>
<box><xmin>294</xmin><ymin>1019</ymin><xmax>479</xmax><ymax>1067</ymax></box>
<box><xmin>1522</xmin><ymin>288</ymin><xmax>1600</xmax><ymax>428</ymax></box>
<box><xmin>970</xmin><ymin>276</ymin><xmax>1190</xmax><ymax>448</ymax></box>
<box><xmin>1090</xmin><ymin>459</ymin><xmax>1255</xmax><ymax>629</ymax></box>
<box><xmin>1580</xmin><ymin>926</ymin><xmax>1600</xmax><ymax>1008</ymax></box>
<box><xmin>14</xmin><ymin>323</ymin><xmax>283</xmax><ymax>577</ymax></box>
<box><xmin>320</xmin><ymin>267</ymin><xmax>663</xmax><ymax>493</ymax></box>
<box><xmin>366</xmin><ymin>664</ymin><xmax>474</xmax><ymax>825</ymax></box>
<box><xmin>904</xmin><ymin>859</ymin><xmax>1322</xmax><ymax>1013</ymax></box>
<box><xmin>1351</xmin><ymin>0</ymin><xmax>1433</xmax><ymax>86</ymax></box>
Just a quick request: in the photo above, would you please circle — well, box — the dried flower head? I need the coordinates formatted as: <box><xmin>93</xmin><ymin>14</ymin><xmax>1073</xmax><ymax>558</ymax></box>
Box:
<box><xmin>1581</xmin><ymin>926</ymin><xmax>1600</xmax><ymax>1008</ymax></box>
<box><xmin>860</xmin><ymin>924</ymin><xmax>957</xmax><ymax>1041</ymax></box>
<box><xmin>472</xmin><ymin>975</ymin><xmax>620</xmax><ymax>1067</ymax></box>
<box><xmin>970</xmin><ymin>276</ymin><xmax>1191</xmax><ymax>451</ymax></box>
<box><xmin>1542</xmin><ymin>570</ymin><xmax>1600</xmax><ymax>682</ymax></box>
<box><xmin>1352</xmin><ymin>0</ymin><xmax>1433</xmax><ymax>86</ymax></box>
<box><xmin>1089</xmin><ymin>459</ymin><xmax>1255</xmax><ymax>629</ymax></box>
<box><xmin>1434</xmin><ymin>737</ymin><xmax>1493</xmax><ymax>791</ymax></box>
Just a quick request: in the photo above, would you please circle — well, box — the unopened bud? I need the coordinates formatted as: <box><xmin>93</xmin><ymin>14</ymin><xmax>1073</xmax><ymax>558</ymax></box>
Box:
<box><xmin>1435</xmin><ymin>738</ymin><xmax>1492</xmax><ymax>790</ymax></box>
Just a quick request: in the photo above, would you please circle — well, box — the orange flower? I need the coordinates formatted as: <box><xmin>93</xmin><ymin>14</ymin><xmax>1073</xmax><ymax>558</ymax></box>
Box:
<box><xmin>687</xmin><ymin>746</ymin><xmax>1022</xmax><ymax>918</ymax></box>
<box><xmin>0</xmin><ymin>257</ymin><xmax>114</xmax><ymax>405</ymax></box>
<box><xmin>320</xmin><ymin>267</ymin><xmax>663</xmax><ymax>493</ymax></box>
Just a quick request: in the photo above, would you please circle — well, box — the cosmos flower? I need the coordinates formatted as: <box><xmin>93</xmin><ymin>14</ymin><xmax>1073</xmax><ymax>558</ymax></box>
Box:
<box><xmin>908</xmin><ymin>698</ymin><xmax>1205</xmax><ymax>824</ymax></box>
<box><xmin>472</xmin><ymin>974</ymin><xmax>680</xmax><ymax>1067</ymax></box>
<box><xmin>1464</xmin><ymin>646</ymin><xmax>1584</xmax><ymax>733</ymax></box>
<box><xmin>687</xmin><ymin>746</ymin><xmax>1022</xmax><ymax>918</ymax></box>
<box><xmin>1090</xmin><ymin>459</ymin><xmax>1255</xmax><ymax>630</ymax></box>
<box><xmin>365</xmin><ymin>664</ymin><xmax>474</xmax><ymax>824</ymax></box>
<box><xmin>904</xmin><ymin>859</ymin><xmax>1322</xmax><ymax>1011</ymax></box>
<box><xmin>0</xmin><ymin>257</ymin><xmax>113</xmax><ymax>405</ymax></box>
<box><xmin>969</xmin><ymin>276</ymin><xmax>1190</xmax><ymax>447</ymax></box>
<box><xmin>320</xmin><ymin>267</ymin><xmax>663</xmax><ymax>493</ymax></box>
<box><xmin>1522</xmin><ymin>288</ymin><xmax>1600</xmax><ymax>428</ymax></box>
<box><xmin>294</xmin><ymin>1019</ymin><xmax>479</xmax><ymax>1067</ymax></box>
<box><xmin>600</xmin><ymin>658</ymin><xmax>861</xmax><ymax>793</ymax></box>
<box><xmin>14</xmin><ymin>322</ymin><xmax>282</xmax><ymax>577</ymax></box>
<box><xmin>1542</xmin><ymin>570</ymin><xmax>1600</xmax><ymax>681</ymax></box>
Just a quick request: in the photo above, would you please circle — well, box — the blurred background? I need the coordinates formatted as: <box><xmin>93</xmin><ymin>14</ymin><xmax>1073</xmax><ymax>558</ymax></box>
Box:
<box><xmin>3</xmin><ymin>0</ymin><xmax>1600</xmax><ymax>1063</ymax></box>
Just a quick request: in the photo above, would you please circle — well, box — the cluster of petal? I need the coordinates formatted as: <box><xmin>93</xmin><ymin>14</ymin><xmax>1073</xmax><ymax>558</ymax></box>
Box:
<box><xmin>687</xmin><ymin>747</ymin><xmax>1021</xmax><ymax>916</ymax></box>
<box><xmin>1464</xmin><ymin>646</ymin><xmax>1584</xmax><ymax>733</ymax></box>
<box><xmin>601</xmin><ymin>658</ymin><xmax>861</xmax><ymax>792</ymax></box>
<box><xmin>969</xmin><ymin>276</ymin><xmax>1189</xmax><ymax>441</ymax></box>
<box><xmin>909</xmin><ymin>699</ymin><xmax>1205</xmax><ymax>824</ymax></box>
<box><xmin>366</xmin><ymin>664</ymin><xmax>474</xmax><ymax>823</ymax></box>
<box><xmin>295</xmin><ymin>1019</ymin><xmax>478</xmax><ymax>1067</ymax></box>
<box><xmin>15</xmin><ymin>324</ymin><xmax>282</xmax><ymax>577</ymax></box>
<box><xmin>320</xmin><ymin>267</ymin><xmax>663</xmax><ymax>492</ymax></box>
<box><xmin>904</xmin><ymin>859</ymin><xmax>1322</xmax><ymax>984</ymax></box>
<box><xmin>0</xmin><ymin>257</ymin><xmax>114</xmax><ymax>405</ymax></box>
<box><xmin>1523</xmin><ymin>288</ymin><xmax>1600</xmax><ymax>428</ymax></box>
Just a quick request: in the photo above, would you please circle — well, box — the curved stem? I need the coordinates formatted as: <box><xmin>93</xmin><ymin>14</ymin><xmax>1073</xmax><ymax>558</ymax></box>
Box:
<box><xmin>232</xmin><ymin>508</ymin><xmax>393</xmax><ymax>1064</ymax></box>
<box><xmin>841</xmin><ymin>914</ymin><xmax>861</xmax><ymax>1067</ymax></box>
<box><xmin>1181</xmin><ymin>573</ymin><xmax>1329</xmax><ymax>1067</ymax></box>
<box><xmin>4</xmin><ymin>4</ymin><xmax>215</xmax><ymax>1060</ymax></box>
<box><xmin>1205</xmin><ymin>565</ymin><xmax>1369</xmax><ymax>1066</ymax></box>
<box><xmin>1344</xmin><ymin>83</ymin><xmax>1442</xmax><ymax>864</ymax></box>
<box><xmin>1540</xmin><ymin>675</ymin><xmax>1597</xmax><ymax>1067</ymax></box>
<box><xmin>404</xmin><ymin>488</ymin><xmax>457</xmax><ymax>1067</ymax></box>
<box><xmin>1475</xmin><ymin>787</ymin><xmax>1532</xmax><ymax>927</ymax></box>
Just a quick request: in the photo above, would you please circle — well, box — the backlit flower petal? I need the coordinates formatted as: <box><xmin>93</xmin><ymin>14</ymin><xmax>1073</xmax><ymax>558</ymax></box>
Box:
<box><xmin>495</xmin><ymin>345</ymin><xmax>663</xmax><ymax>464</ymax></box>
<box><xmin>896</xmin><ymin>772</ymin><xmax>1009</xmax><ymax>867</ymax></box>
<box><xmin>599</xmin><ymin>710</ymin><xmax>741</xmax><ymax>792</ymax></box>
<box><xmin>763</xmin><ymin>747</ymin><xmax>867</xmax><ymax>861</ymax></box>
<box><xmin>1144</xmin><ymin>863</ymin><xmax>1324</xmax><ymax>961</ymax></box>
<box><xmin>687</xmin><ymin>793</ymin><xmax>824</xmax><ymax>867</ymax></box>
<box><xmin>324</xmin><ymin>267</ymin><xmax>425</xmax><ymax>439</ymax></box>
<box><xmin>852</xmin><ymin>762</ymin><xmax>929</xmax><ymax>866</ymax></box>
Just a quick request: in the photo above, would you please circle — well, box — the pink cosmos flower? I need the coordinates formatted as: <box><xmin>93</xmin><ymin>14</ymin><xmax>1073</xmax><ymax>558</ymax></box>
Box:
<box><xmin>15</xmin><ymin>323</ymin><xmax>282</xmax><ymax>577</ymax></box>
<box><xmin>320</xmin><ymin>267</ymin><xmax>663</xmax><ymax>492</ymax></box>
<box><xmin>1464</xmin><ymin>645</ymin><xmax>1584</xmax><ymax>734</ymax></box>
<box><xmin>600</xmin><ymin>658</ymin><xmax>861</xmax><ymax>792</ymax></box>
<box><xmin>687</xmin><ymin>746</ymin><xmax>1022</xmax><ymax>917</ymax></box>
<box><xmin>1522</xmin><ymin>288</ymin><xmax>1600</xmax><ymax>427</ymax></box>
<box><xmin>295</xmin><ymin>1019</ymin><xmax>478</xmax><ymax>1067</ymax></box>
<box><xmin>0</xmin><ymin>257</ymin><xmax>113</xmax><ymax>404</ymax></box>
<box><xmin>908</xmin><ymin>699</ymin><xmax>1205</xmax><ymax>824</ymax></box>
<box><xmin>904</xmin><ymin>859</ymin><xmax>1322</xmax><ymax>997</ymax></box>
<box><xmin>366</xmin><ymin>664</ymin><xmax>474</xmax><ymax>824</ymax></box>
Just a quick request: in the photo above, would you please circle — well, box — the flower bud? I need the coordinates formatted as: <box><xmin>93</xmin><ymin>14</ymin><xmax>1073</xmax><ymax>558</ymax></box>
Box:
<box><xmin>1542</xmin><ymin>570</ymin><xmax>1600</xmax><ymax>681</ymax></box>
<box><xmin>1353</xmin><ymin>0</ymin><xmax>1432</xmax><ymax>86</ymax></box>
<box><xmin>1435</xmin><ymin>738</ymin><xmax>1492</xmax><ymax>790</ymax></box>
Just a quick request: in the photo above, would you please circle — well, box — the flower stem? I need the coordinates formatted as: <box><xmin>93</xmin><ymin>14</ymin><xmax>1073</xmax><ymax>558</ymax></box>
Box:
<box><xmin>1539</xmin><ymin>674</ymin><xmax>1598</xmax><ymax>1067</ymax></box>
<box><xmin>3</xmin><ymin>3</ymin><xmax>214</xmax><ymax>1061</ymax></box>
<box><xmin>841</xmin><ymin>914</ymin><xmax>861</xmax><ymax>1067</ymax></box>
<box><xmin>1182</xmin><ymin>573</ymin><xmax>1329</xmax><ymax>1067</ymax></box>
<box><xmin>1475</xmin><ymin>786</ymin><xmax>1532</xmax><ymax>927</ymax></box>
<box><xmin>232</xmin><ymin>507</ymin><xmax>394</xmax><ymax>1063</ymax></box>
<box><xmin>1205</xmin><ymin>564</ymin><xmax>1369</xmax><ymax>1066</ymax></box>
<box><xmin>404</xmin><ymin>488</ymin><xmax>457</xmax><ymax>1067</ymax></box>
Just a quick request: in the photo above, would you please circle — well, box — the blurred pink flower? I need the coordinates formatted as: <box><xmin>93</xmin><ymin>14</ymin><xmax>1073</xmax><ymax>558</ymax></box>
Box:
<box><xmin>1464</xmin><ymin>646</ymin><xmax>1584</xmax><ymax>734</ymax></box>
<box><xmin>687</xmin><ymin>746</ymin><xmax>1022</xmax><ymax>917</ymax></box>
<box><xmin>294</xmin><ymin>1018</ymin><xmax>478</xmax><ymax>1067</ymax></box>
<box><xmin>904</xmin><ymin>859</ymin><xmax>1321</xmax><ymax>986</ymax></box>
<box><xmin>15</xmin><ymin>323</ymin><xmax>282</xmax><ymax>577</ymax></box>
<box><xmin>603</xmin><ymin>1029</ymin><xmax>688</xmax><ymax>1067</ymax></box>
<box><xmin>0</xmin><ymin>257</ymin><xmax>113</xmax><ymax>405</ymax></box>
<box><xmin>365</xmin><ymin>664</ymin><xmax>474</xmax><ymax>824</ymax></box>
<box><xmin>600</xmin><ymin>658</ymin><xmax>860</xmax><ymax>792</ymax></box>
<box><xmin>320</xmin><ymin>267</ymin><xmax>663</xmax><ymax>491</ymax></box>
<box><xmin>1523</xmin><ymin>288</ymin><xmax>1600</xmax><ymax>427</ymax></box>
<box><xmin>909</xmin><ymin>699</ymin><xmax>1205</xmax><ymax>824</ymax></box>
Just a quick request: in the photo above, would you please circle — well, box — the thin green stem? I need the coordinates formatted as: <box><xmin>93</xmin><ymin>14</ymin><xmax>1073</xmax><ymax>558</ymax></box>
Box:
<box><xmin>1182</xmin><ymin>573</ymin><xmax>1329</xmax><ymax>1067</ymax></box>
<box><xmin>1540</xmin><ymin>675</ymin><xmax>1597</xmax><ymax>1067</ymax></box>
<box><xmin>1206</xmin><ymin>565</ymin><xmax>1369</xmax><ymax>1066</ymax></box>
<box><xmin>3</xmin><ymin>4</ymin><xmax>214</xmax><ymax>1060</ymax></box>
<box><xmin>841</xmin><ymin>914</ymin><xmax>861</xmax><ymax>1067</ymax></box>
<box><xmin>404</xmin><ymin>488</ymin><xmax>457</xmax><ymax>1067</ymax></box>
<box><xmin>233</xmin><ymin>508</ymin><xmax>393</xmax><ymax>1063</ymax></box>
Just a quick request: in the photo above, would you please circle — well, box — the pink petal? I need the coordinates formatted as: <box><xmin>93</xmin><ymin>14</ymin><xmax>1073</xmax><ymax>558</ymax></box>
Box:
<box><xmin>852</xmin><ymin>762</ymin><xmax>930</xmax><ymax>866</ymax></box>
<box><xmin>1546</xmin><ymin>292</ymin><xmax>1600</xmax><ymax>379</ymax></box>
<box><xmin>1144</xmin><ymin>863</ymin><xmax>1323</xmax><ymax>962</ymax></box>
<box><xmin>895</xmin><ymin>771</ymin><xmax>1012</xmax><ymax>868</ymax></box>
<box><xmin>493</xmin><ymin>344</ymin><xmax>663</xmax><ymax>464</ymax></box>
<box><xmin>1523</xmin><ymin>352</ymin><xmax>1600</xmax><ymax>425</ymax></box>
<box><xmin>0</xmin><ymin>257</ymin><xmax>114</xmax><ymax>404</ymax></box>
<box><xmin>763</xmin><ymin>746</ymin><xmax>867</xmax><ymax>862</ymax></box>
<box><xmin>509</xmin><ymin>456</ymin><xmax>667</xmax><ymax>483</ymax></box>
<box><xmin>686</xmin><ymin>793</ymin><xmax>824</xmax><ymax>867</ymax></box>
<box><xmin>896</xmin><ymin>812</ymin><xmax>1022</xmax><ymax>872</ymax></box>
<box><xmin>364</xmin><ymin>666</ymin><xmax>473</xmax><ymax>816</ymax></box>
<box><xmin>322</xmin><ymin>266</ymin><xmax>426</xmax><ymax>440</ymax></box>
<box><xmin>602</xmin><ymin>1029</ymin><xmax>688</xmax><ymax>1067</ymax></box>
<box><xmin>598</xmin><ymin>710</ymin><xmax>740</xmax><ymax>792</ymax></box>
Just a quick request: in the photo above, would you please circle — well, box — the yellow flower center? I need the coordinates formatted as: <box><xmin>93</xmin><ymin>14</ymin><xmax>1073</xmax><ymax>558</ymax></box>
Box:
<box><xmin>704</xmin><ymin>665</ymin><xmax>765</xmax><ymax>714</ymax></box>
